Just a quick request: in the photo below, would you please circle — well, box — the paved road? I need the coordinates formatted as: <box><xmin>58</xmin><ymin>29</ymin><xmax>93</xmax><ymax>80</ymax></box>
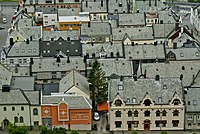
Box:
<box><xmin>0</xmin><ymin>5</ymin><xmax>16</xmax><ymax>46</ymax></box>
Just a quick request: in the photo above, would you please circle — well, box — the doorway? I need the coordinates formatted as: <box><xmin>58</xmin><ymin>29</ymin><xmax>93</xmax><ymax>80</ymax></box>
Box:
<box><xmin>144</xmin><ymin>120</ymin><xmax>150</xmax><ymax>131</ymax></box>
<box><xmin>3</xmin><ymin>119</ymin><xmax>9</xmax><ymax>130</ymax></box>
<box><xmin>127</xmin><ymin>121</ymin><xmax>132</xmax><ymax>131</ymax></box>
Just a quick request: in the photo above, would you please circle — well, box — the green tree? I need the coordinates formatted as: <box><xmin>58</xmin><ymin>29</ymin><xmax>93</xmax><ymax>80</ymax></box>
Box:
<box><xmin>131</xmin><ymin>130</ymin><xmax>139</xmax><ymax>134</ymax></box>
<box><xmin>160</xmin><ymin>130</ymin><xmax>168</xmax><ymax>134</ymax></box>
<box><xmin>51</xmin><ymin>127</ymin><xmax>66</xmax><ymax>134</ymax></box>
<box><xmin>40</xmin><ymin>126</ymin><xmax>49</xmax><ymax>134</ymax></box>
<box><xmin>88</xmin><ymin>59</ymin><xmax>107</xmax><ymax>107</ymax></box>
<box><xmin>192</xmin><ymin>132</ymin><xmax>198</xmax><ymax>134</ymax></box>
<box><xmin>8</xmin><ymin>124</ymin><xmax>28</xmax><ymax>134</ymax></box>
<box><xmin>70</xmin><ymin>130</ymin><xmax>79</xmax><ymax>134</ymax></box>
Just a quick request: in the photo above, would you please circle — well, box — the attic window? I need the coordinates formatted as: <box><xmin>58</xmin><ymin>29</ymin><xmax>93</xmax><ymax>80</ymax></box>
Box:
<box><xmin>118</xmin><ymin>85</ymin><xmax>123</xmax><ymax>90</ymax></box>
<box><xmin>75</xmin><ymin>49</ymin><xmax>78</xmax><ymax>52</ymax></box>
<box><xmin>47</xmin><ymin>43</ymin><xmax>50</xmax><ymax>45</ymax></box>
<box><xmin>115</xmin><ymin>99</ymin><xmax>122</xmax><ymax>106</ymax></box>
<box><xmin>16</xmin><ymin>49</ymin><xmax>19</xmax><ymax>53</ymax></box>
<box><xmin>182</xmin><ymin>66</ymin><xmax>185</xmax><ymax>70</ymax></box>
<box><xmin>22</xmin><ymin>49</ymin><xmax>25</xmax><ymax>53</ymax></box>
<box><xmin>119</xmin><ymin>2</ymin><xmax>122</xmax><ymax>7</ymax></box>
<box><xmin>180</xmin><ymin>52</ymin><xmax>184</xmax><ymax>57</ymax></box>
<box><xmin>127</xmin><ymin>98</ymin><xmax>130</xmax><ymax>103</ymax></box>
<box><xmin>132</xmin><ymin>98</ymin><xmax>136</xmax><ymax>103</ymax></box>
<box><xmin>158</xmin><ymin>97</ymin><xmax>162</xmax><ymax>103</ymax></box>
<box><xmin>59</xmin><ymin>42</ymin><xmax>62</xmax><ymax>45</ymax></box>
<box><xmin>196</xmin><ymin>52</ymin><xmax>199</xmax><ymax>57</ymax></box>
<box><xmin>163</xmin><ymin>85</ymin><xmax>167</xmax><ymax>89</ymax></box>
<box><xmin>193</xmin><ymin>100</ymin><xmax>197</xmax><ymax>106</ymax></box>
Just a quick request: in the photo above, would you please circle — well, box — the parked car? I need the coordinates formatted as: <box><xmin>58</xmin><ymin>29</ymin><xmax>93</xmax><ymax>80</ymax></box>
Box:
<box><xmin>2</xmin><ymin>18</ymin><xmax>7</xmax><ymax>23</ymax></box>
<box><xmin>93</xmin><ymin>112</ymin><xmax>100</xmax><ymax>121</ymax></box>
<box><xmin>0</xmin><ymin>26</ymin><xmax>5</xmax><ymax>30</ymax></box>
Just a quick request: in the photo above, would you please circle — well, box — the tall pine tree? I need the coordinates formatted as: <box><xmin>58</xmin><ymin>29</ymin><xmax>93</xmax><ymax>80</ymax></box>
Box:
<box><xmin>88</xmin><ymin>59</ymin><xmax>107</xmax><ymax>108</ymax></box>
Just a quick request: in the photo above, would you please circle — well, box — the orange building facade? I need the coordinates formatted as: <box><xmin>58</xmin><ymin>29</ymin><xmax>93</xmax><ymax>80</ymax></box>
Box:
<box><xmin>41</xmin><ymin>96</ymin><xmax>92</xmax><ymax>130</ymax></box>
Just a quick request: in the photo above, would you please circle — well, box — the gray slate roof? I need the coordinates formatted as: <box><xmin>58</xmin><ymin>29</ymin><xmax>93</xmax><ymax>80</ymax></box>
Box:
<box><xmin>18</xmin><ymin>26</ymin><xmax>42</xmax><ymax>41</ymax></box>
<box><xmin>59</xmin><ymin>69</ymin><xmax>90</xmax><ymax>96</ymax></box>
<box><xmin>24</xmin><ymin>90</ymin><xmax>40</xmax><ymax>105</ymax></box>
<box><xmin>166</xmin><ymin>47</ymin><xmax>200</xmax><ymax>61</ymax></box>
<box><xmin>7</xmin><ymin>41</ymin><xmax>39</xmax><ymax>57</ymax></box>
<box><xmin>109</xmin><ymin>78</ymin><xmax>183</xmax><ymax>105</ymax></box>
<box><xmin>153</xmin><ymin>23</ymin><xmax>175</xmax><ymax>38</ymax></box>
<box><xmin>81</xmin><ymin>22</ymin><xmax>111</xmax><ymax>36</ymax></box>
<box><xmin>87</xmin><ymin>59</ymin><xmax>132</xmax><ymax>77</ymax></box>
<box><xmin>42</xmin><ymin>95</ymin><xmax>92</xmax><ymax>109</ymax></box>
<box><xmin>18</xmin><ymin>18</ymin><xmax>33</xmax><ymax>28</ymax></box>
<box><xmin>43</xmin><ymin>30</ymin><xmax>80</xmax><ymax>41</ymax></box>
<box><xmin>0</xmin><ymin>89</ymin><xmax>29</xmax><ymax>105</ymax></box>
<box><xmin>108</xmin><ymin>0</ymin><xmax>128</xmax><ymax>14</ymax></box>
<box><xmin>159</xmin><ymin>10</ymin><xmax>176</xmax><ymax>24</ymax></box>
<box><xmin>118</xmin><ymin>13</ymin><xmax>145</xmax><ymax>26</ymax></box>
<box><xmin>112</xmin><ymin>27</ymin><xmax>154</xmax><ymax>41</ymax></box>
<box><xmin>185</xmin><ymin>88</ymin><xmax>200</xmax><ymax>112</ymax></box>
<box><xmin>36</xmin><ymin>7</ymin><xmax>57</xmax><ymax>14</ymax></box>
<box><xmin>125</xmin><ymin>44</ymin><xmax>165</xmax><ymax>60</ymax></box>
<box><xmin>11</xmin><ymin>76</ymin><xmax>35</xmax><ymax>90</ymax></box>
<box><xmin>0</xmin><ymin>64</ymin><xmax>12</xmax><ymax>87</ymax></box>
<box><xmin>58</xmin><ymin>8</ymin><xmax>80</xmax><ymax>16</ymax></box>
<box><xmin>34</xmin><ymin>83</ymin><xmax>59</xmax><ymax>95</ymax></box>
<box><xmin>32</xmin><ymin>57</ymin><xmax>85</xmax><ymax>72</ymax></box>
<box><xmin>141</xmin><ymin>61</ymin><xmax>200</xmax><ymax>87</ymax></box>
<box><xmin>82</xmin><ymin>1</ymin><xmax>107</xmax><ymax>13</ymax></box>
<box><xmin>82</xmin><ymin>43</ymin><xmax>123</xmax><ymax>58</ymax></box>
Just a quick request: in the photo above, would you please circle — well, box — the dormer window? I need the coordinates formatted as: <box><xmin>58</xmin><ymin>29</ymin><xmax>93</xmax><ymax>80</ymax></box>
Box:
<box><xmin>115</xmin><ymin>99</ymin><xmax>122</xmax><ymax>106</ymax></box>
<box><xmin>118</xmin><ymin>85</ymin><xmax>123</xmax><ymax>90</ymax></box>
<box><xmin>132</xmin><ymin>98</ymin><xmax>136</xmax><ymax>103</ymax></box>
<box><xmin>163</xmin><ymin>85</ymin><xmax>167</xmax><ymax>89</ymax></box>
<box><xmin>119</xmin><ymin>2</ymin><xmax>122</xmax><ymax>7</ymax></box>
<box><xmin>193</xmin><ymin>100</ymin><xmax>197</xmax><ymax>105</ymax></box>
<box><xmin>173</xmin><ymin>99</ymin><xmax>181</xmax><ymax>105</ymax></box>
<box><xmin>158</xmin><ymin>97</ymin><xmax>162</xmax><ymax>103</ymax></box>
<box><xmin>127</xmin><ymin>98</ymin><xmax>130</xmax><ymax>103</ymax></box>
<box><xmin>144</xmin><ymin>99</ymin><xmax>151</xmax><ymax>106</ymax></box>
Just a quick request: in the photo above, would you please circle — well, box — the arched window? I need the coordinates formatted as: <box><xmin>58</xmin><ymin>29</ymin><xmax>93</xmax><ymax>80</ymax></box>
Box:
<box><xmin>188</xmin><ymin>123</ymin><xmax>192</xmax><ymax>126</ymax></box>
<box><xmin>144</xmin><ymin>110</ymin><xmax>150</xmax><ymax>117</ymax></box>
<box><xmin>127</xmin><ymin>111</ymin><xmax>132</xmax><ymax>117</ymax></box>
<box><xmin>115</xmin><ymin>111</ymin><xmax>122</xmax><ymax>117</ymax></box>
<box><xmin>21</xmin><ymin>106</ymin><xmax>24</xmax><ymax>111</ymax></box>
<box><xmin>33</xmin><ymin>108</ymin><xmax>38</xmax><ymax>115</ymax></box>
<box><xmin>156</xmin><ymin>110</ymin><xmax>160</xmax><ymax>117</ymax></box>
<box><xmin>134</xmin><ymin>111</ymin><xmax>139</xmax><ymax>117</ymax></box>
<box><xmin>173</xmin><ymin>99</ymin><xmax>181</xmax><ymax>105</ymax></box>
<box><xmin>144</xmin><ymin>99</ymin><xmax>151</xmax><ymax>106</ymax></box>
<box><xmin>173</xmin><ymin>110</ymin><xmax>179</xmax><ymax>116</ymax></box>
<box><xmin>115</xmin><ymin>99</ymin><xmax>122</xmax><ymax>106</ymax></box>
<box><xmin>162</xmin><ymin>110</ymin><xmax>167</xmax><ymax>116</ymax></box>
<box><xmin>14</xmin><ymin>116</ymin><xmax>18</xmax><ymax>123</ymax></box>
<box><xmin>20</xmin><ymin>116</ymin><xmax>23</xmax><ymax>123</ymax></box>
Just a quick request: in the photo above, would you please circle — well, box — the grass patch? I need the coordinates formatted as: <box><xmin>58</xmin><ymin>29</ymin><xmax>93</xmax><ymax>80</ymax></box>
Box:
<box><xmin>188</xmin><ymin>0</ymin><xmax>200</xmax><ymax>2</ymax></box>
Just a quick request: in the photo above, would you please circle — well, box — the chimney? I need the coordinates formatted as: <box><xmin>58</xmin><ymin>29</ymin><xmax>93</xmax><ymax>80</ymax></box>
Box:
<box><xmin>101</xmin><ymin>0</ymin><xmax>103</xmax><ymax>7</ymax></box>
<box><xmin>51</xmin><ymin>38</ymin><xmax>54</xmax><ymax>42</ymax></box>
<box><xmin>173</xmin><ymin>43</ymin><xmax>177</xmax><ymax>49</ymax></box>
<box><xmin>39</xmin><ymin>38</ymin><xmax>42</xmax><ymax>42</ymax></box>
<box><xmin>149</xmin><ymin>0</ymin><xmax>151</xmax><ymax>7</ymax></box>
<box><xmin>30</xmin><ymin>58</ymin><xmax>34</xmax><ymax>64</ymax></box>
<box><xmin>120</xmin><ymin>75</ymin><xmax>123</xmax><ymax>81</ymax></box>
<box><xmin>67</xmin><ymin>56</ymin><xmax>70</xmax><ymax>63</ymax></box>
<box><xmin>2</xmin><ymin>85</ymin><xmax>10</xmax><ymax>92</ymax></box>
<box><xmin>155</xmin><ymin>75</ymin><xmax>160</xmax><ymax>81</ymax></box>
<box><xmin>86</xmin><ymin>1</ymin><xmax>88</xmax><ymax>7</ymax></box>
<box><xmin>155</xmin><ymin>0</ymin><xmax>157</xmax><ymax>7</ymax></box>
<box><xmin>83</xmin><ymin>55</ymin><xmax>87</xmax><ymax>63</ymax></box>
<box><xmin>175</xmin><ymin>22</ymin><xmax>179</xmax><ymax>30</ymax></box>
<box><xmin>180</xmin><ymin>74</ymin><xmax>183</xmax><ymax>80</ymax></box>
<box><xmin>132</xmin><ymin>42</ymin><xmax>134</xmax><ymax>46</ymax></box>
<box><xmin>26</xmin><ymin>38</ymin><xmax>29</xmax><ymax>44</ymax></box>
<box><xmin>144</xmin><ymin>70</ymin><xmax>147</xmax><ymax>78</ymax></box>
<box><xmin>30</xmin><ymin>36</ymin><xmax>33</xmax><ymax>41</ymax></box>
<box><xmin>88</xmin><ymin>22</ymin><xmax>91</xmax><ymax>28</ymax></box>
<box><xmin>10</xmin><ymin>37</ymin><xmax>14</xmax><ymax>46</ymax></box>
<box><xmin>134</xmin><ymin>74</ymin><xmax>137</xmax><ymax>81</ymax></box>
<box><xmin>154</xmin><ymin>41</ymin><xmax>157</xmax><ymax>46</ymax></box>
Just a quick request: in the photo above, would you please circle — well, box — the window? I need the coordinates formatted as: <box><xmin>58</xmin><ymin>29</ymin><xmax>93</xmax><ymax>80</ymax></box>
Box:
<box><xmin>21</xmin><ymin>106</ymin><xmax>24</xmax><ymax>111</ymax></box>
<box><xmin>115</xmin><ymin>100</ymin><xmax>122</xmax><ymax>106</ymax></box>
<box><xmin>20</xmin><ymin>116</ymin><xmax>23</xmax><ymax>123</ymax></box>
<box><xmin>180</xmin><ymin>52</ymin><xmax>184</xmax><ymax>57</ymax></box>
<box><xmin>127</xmin><ymin>98</ymin><xmax>130</xmax><ymax>103</ymax></box>
<box><xmin>173</xmin><ymin>99</ymin><xmax>181</xmax><ymax>105</ymax></box>
<box><xmin>22</xmin><ymin>49</ymin><xmax>25</xmax><ymax>53</ymax></box>
<box><xmin>163</xmin><ymin>85</ymin><xmax>167</xmax><ymax>89</ymax></box>
<box><xmin>132</xmin><ymin>98</ymin><xmax>136</xmax><ymax>103</ymax></box>
<box><xmin>118</xmin><ymin>85</ymin><xmax>123</xmax><ymax>90</ymax></box>
<box><xmin>162</xmin><ymin>110</ymin><xmax>167</xmax><ymax>116</ymax></box>
<box><xmin>134</xmin><ymin>111</ymin><xmax>139</xmax><ymax>117</ymax></box>
<box><xmin>196</xmin><ymin>52</ymin><xmax>199</xmax><ymax>57</ymax></box>
<box><xmin>33</xmin><ymin>108</ymin><xmax>38</xmax><ymax>115</ymax></box>
<box><xmin>18</xmin><ymin>59</ymin><xmax>22</xmax><ymax>63</ymax></box>
<box><xmin>188</xmin><ymin>114</ymin><xmax>193</xmax><ymax>120</ymax></box>
<box><xmin>115</xmin><ymin>121</ymin><xmax>122</xmax><ymax>128</ymax></box>
<box><xmin>144</xmin><ymin>99</ymin><xmax>151</xmax><ymax>106</ymax></box>
<box><xmin>115</xmin><ymin>111</ymin><xmax>122</xmax><ymax>117</ymax></box>
<box><xmin>14</xmin><ymin>116</ymin><xmax>18</xmax><ymax>123</ymax></box>
<box><xmin>12</xmin><ymin>107</ymin><xmax>15</xmax><ymax>111</ymax></box>
<box><xmin>59</xmin><ymin>0</ymin><xmax>63</xmax><ymax>2</ymax></box>
<box><xmin>52</xmin><ymin>72</ymin><xmax>56</xmax><ymax>79</ymax></box>
<box><xmin>75</xmin><ymin>0</ymin><xmax>79</xmax><ymax>2</ymax></box>
<box><xmin>127</xmin><ymin>111</ymin><xmax>132</xmax><ymax>117</ymax></box>
<box><xmin>46</xmin><ymin>0</ymin><xmax>52</xmax><ymax>4</ymax></box>
<box><xmin>155</xmin><ymin>121</ymin><xmax>160</xmax><ymax>127</ymax></box>
<box><xmin>158</xmin><ymin>97</ymin><xmax>162</xmax><ymax>103</ymax></box>
<box><xmin>133</xmin><ymin>121</ymin><xmax>139</xmax><ymax>127</ymax></box>
<box><xmin>16</xmin><ymin>49</ymin><xmax>19</xmax><ymax>53</ymax></box>
<box><xmin>144</xmin><ymin>110</ymin><xmax>150</xmax><ymax>117</ymax></box>
<box><xmin>172</xmin><ymin>120</ymin><xmax>179</xmax><ymax>127</ymax></box>
<box><xmin>23</xmin><ymin>59</ymin><xmax>27</xmax><ymax>63</ymax></box>
<box><xmin>188</xmin><ymin>123</ymin><xmax>192</xmax><ymax>126</ymax></box>
<box><xmin>156</xmin><ymin>110</ymin><xmax>160</xmax><ymax>117</ymax></box>
<box><xmin>193</xmin><ymin>100</ymin><xmax>197</xmax><ymax>105</ymax></box>
<box><xmin>197</xmin><ymin>114</ymin><xmax>200</xmax><ymax>120</ymax></box>
<box><xmin>188</xmin><ymin>101</ymin><xmax>191</xmax><ymax>105</ymax></box>
<box><xmin>3</xmin><ymin>107</ymin><xmax>7</xmax><ymax>111</ymax></box>
<box><xmin>173</xmin><ymin>110</ymin><xmax>179</xmax><ymax>116</ymax></box>
<box><xmin>10</xmin><ymin>59</ymin><xmax>14</xmax><ymax>64</ymax></box>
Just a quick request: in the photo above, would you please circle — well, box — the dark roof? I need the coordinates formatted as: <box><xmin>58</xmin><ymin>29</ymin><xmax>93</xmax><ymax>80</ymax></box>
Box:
<box><xmin>39</xmin><ymin>37</ymin><xmax>82</xmax><ymax>57</ymax></box>
<box><xmin>34</xmin><ymin>83</ymin><xmax>59</xmax><ymax>95</ymax></box>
